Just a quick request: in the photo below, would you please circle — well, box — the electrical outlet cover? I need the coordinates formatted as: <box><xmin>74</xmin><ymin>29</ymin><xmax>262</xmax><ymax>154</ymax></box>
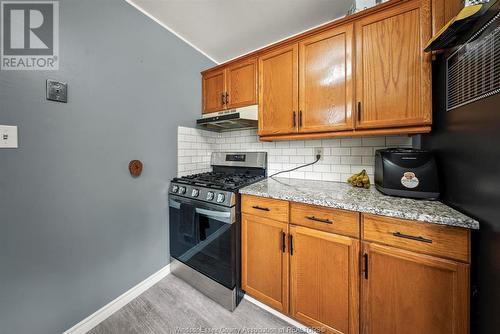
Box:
<box><xmin>0</xmin><ymin>125</ymin><xmax>18</xmax><ymax>148</ymax></box>
<box><xmin>314</xmin><ymin>147</ymin><xmax>323</xmax><ymax>159</ymax></box>
<box><xmin>46</xmin><ymin>79</ymin><xmax>68</xmax><ymax>103</ymax></box>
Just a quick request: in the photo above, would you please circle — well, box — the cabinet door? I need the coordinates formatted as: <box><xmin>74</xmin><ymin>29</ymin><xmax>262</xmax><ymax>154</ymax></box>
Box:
<box><xmin>226</xmin><ymin>58</ymin><xmax>258</xmax><ymax>109</ymax></box>
<box><xmin>290</xmin><ymin>225</ymin><xmax>359</xmax><ymax>334</ymax></box>
<box><xmin>355</xmin><ymin>0</ymin><xmax>432</xmax><ymax>129</ymax></box>
<box><xmin>242</xmin><ymin>214</ymin><xmax>289</xmax><ymax>313</ymax></box>
<box><xmin>361</xmin><ymin>242</ymin><xmax>469</xmax><ymax>334</ymax></box>
<box><xmin>299</xmin><ymin>24</ymin><xmax>354</xmax><ymax>133</ymax></box>
<box><xmin>202</xmin><ymin>69</ymin><xmax>225</xmax><ymax>113</ymax></box>
<box><xmin>258</xmin><ymin>44</ymin><xmax>298</xmax><ymax>136</ymax></box>
<box><xmin>431</xmin><ymin>0</ymin><xmax>463</xmax><ymax>36</ymax></box>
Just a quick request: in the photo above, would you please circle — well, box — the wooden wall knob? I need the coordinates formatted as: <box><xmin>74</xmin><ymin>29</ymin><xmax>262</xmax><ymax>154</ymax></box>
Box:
<box><xmin>129</xmin><ymin>160</ymin><xmax>143</xmax><ymax>177</ymax></box>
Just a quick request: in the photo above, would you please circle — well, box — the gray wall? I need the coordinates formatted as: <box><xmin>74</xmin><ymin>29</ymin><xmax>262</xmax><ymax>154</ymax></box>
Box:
<box><xmin>0</xmin><ymin>1</ymin><xmax>214</xmax><ymax>333</ymax></box>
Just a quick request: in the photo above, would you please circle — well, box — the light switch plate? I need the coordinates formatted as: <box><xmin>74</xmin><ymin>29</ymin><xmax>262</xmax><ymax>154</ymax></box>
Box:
<box><xmin>0</xmin><ymin>125</ymin><xmax>18</xmax><ymax>148</ymax></box>
<box><xmin>46</xmin><ymin>79</ymin><xmax>68</xmax><ymax>103</ymax></box>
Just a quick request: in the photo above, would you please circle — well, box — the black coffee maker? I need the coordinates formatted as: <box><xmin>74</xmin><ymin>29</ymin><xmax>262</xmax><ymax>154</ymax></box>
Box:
<box><xmin>375</xmin><ymin>148</ymin><xmax>440</xmax><ymax>200</ymax></box>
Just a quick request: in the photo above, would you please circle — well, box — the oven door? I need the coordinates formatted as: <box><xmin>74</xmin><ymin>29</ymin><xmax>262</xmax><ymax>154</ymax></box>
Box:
<box><xmin>169</xmin><ymin>195</ymin><xmax>236</xmax><ymax>289</ymax></box>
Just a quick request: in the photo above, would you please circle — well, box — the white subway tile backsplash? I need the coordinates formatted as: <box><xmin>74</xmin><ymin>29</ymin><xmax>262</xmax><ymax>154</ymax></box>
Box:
<box><xmin>341</xmin><ymin>156</ymin><xmax>362</xmax><ymax>165</ymax></box>
<box><xmin>177</xmin><ymin>126</ymin><xmax>413</xmax><ymax>181</ymax></box>
<box><xmin>323</xmin><ymin>155</ymin><xmax>341</xmax><ymax>164</ymax></box>
<box><xmin>331</xmin><ymin>147</ymin><xmax>351</xmax><ymax>156</ymax></box>
<box><xmin>290</xmin><ymin>155</ymin><xmax>306</xmax><ymax>164</ymax></box>
<box><xmin>289</xmin><ymin>140</ymin><xmax>305</xmax><ymax>148</ymax></box>
<box><xmin>351</xmin><ymin>147</ymin><xmax>373</xmax><ymax>156</ymax></box>
<box><xmin>296</xmin><ymin>148</ymin><xmax>314</xmax><ymax>156</ymax></box>
<box><xmin>362</xmin><ymin>137</ymin><xmax>386</xmax><ymax>147</ymax></box>
<box><xmin>341</xmin><ymin>138</ymin><xmax>362</xmax><ymax>147</ymax></box>
<box><xmin>304</xmin><ymin>139</ymin><xmax>322</xmax><ymax>147</ymax></box>
<box><xmin>313</xmin><ymin>164</ymin><xmax>331</xmax><ymax>173</ymax></box>
<box><xmin>282</xmin><ymin>148</ymin><xmax>297</xmax><ymax>156</ymax></box>
<box><xmin>321</xmin><ymin>139</ymin><xmax>341</xmax><ymax>147</ymax></box>
<box><xmin>386</xmin><ymin>135</ymin><xmax>412</xmax><ymax>147</ymax></box>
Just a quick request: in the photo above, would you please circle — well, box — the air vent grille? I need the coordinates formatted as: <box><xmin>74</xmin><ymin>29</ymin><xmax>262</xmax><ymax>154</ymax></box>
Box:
<box><xmin>446</xmin><ymin>15</ymin><xmax>500</xmax><ymax>111</ymax></box>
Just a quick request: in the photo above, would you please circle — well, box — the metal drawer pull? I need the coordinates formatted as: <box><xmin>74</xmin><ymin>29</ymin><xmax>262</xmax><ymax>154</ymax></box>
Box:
<box><xmin>392</xmin><ymin>232</ymin><xmax>433</xmax><ymax>244</ymax></box>
<box><xmin>306</xmin><ymin>215</ymin><xmax>333</xmax><ymax>224</ymax></box>
<box><xmin>281</xmin><ymin>232</ymin><xmax>286</xmax><ymax>253</ymax></box>
<box><xmin>252</xmin><ymin>205</ymin><xmax>270</xmax><ymax>211</ymax></box>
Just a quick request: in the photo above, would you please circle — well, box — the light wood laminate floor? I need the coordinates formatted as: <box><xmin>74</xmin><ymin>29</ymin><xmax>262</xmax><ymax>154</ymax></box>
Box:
<box><xmin>88</xmin><ymin>274</ymin><xmax>298</xmax><ymax>334</ymax></box>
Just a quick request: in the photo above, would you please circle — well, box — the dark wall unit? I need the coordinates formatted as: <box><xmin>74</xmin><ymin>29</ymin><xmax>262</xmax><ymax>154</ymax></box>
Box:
<box><xmin>422</xmin><ymin>50</ymin><xmax>500</xmax><ymax>334</ymax></box>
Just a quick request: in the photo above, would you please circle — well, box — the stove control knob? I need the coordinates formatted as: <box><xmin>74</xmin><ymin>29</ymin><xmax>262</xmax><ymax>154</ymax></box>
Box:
<box><xmin>191</xmin><ymin>189</ymin><xmax>199</xmax><ymax>197</ymax></box>
<box><xmin>216</xmin><ymin>193</ymin><xmax>225</xmax><ymax>203</ymax></box>
<box><xmin>179</xmin><ymin>186</ymin><xmax>186</xmax><ymax>194</ymax></box>
<box><xmin>172</xmin><ymin>185</ymin><xmax>179</xmax><ymax>193</ymax></box>
<box><xmin>206</xmin><ymin>191</ymin><xmax>215</xmax><ymax>201</ymax></box>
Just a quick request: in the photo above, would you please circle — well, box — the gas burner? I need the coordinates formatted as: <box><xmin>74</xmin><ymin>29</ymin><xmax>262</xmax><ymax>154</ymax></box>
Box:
<box><xmin>170</xmin><ymin>152</ymin><xmax>267</xmax><ymax>206</ymax></box>
<box><xmin>175</xmin><ymin>172</ymin><xmax>265</xmax><ymax>191</ymax></box>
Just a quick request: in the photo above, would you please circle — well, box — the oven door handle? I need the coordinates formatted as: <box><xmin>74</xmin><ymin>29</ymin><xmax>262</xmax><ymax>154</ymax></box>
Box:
<box><xmin>169</xmin><ymin>199</ymin><xmax>181</xmax><ymax>210</ymax></box>
<box><xmin>195</xmin><ymin>208</ymin><xmax>232</xmax><ymax>219</ymax></box>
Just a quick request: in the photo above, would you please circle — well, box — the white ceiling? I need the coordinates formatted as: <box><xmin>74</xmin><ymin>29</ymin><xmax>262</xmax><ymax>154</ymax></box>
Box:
<box><xmin>127</xmin><ymin>0</ymin><xmax>354</xmax><ymax>64</ymax></box>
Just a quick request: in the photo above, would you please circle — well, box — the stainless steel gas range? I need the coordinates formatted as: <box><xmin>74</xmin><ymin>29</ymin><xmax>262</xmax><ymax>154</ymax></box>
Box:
<box><xmin>168</xmin><ymin>152</ymin><xmax>267</xmax><ymax>311</ymax></box>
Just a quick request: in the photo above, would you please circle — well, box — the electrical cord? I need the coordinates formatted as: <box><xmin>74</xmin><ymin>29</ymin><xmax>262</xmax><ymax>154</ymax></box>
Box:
<box><xmin>268</xmin><ymin>154</ymin><xmax>321</xmax><ymax>179</ymax></box>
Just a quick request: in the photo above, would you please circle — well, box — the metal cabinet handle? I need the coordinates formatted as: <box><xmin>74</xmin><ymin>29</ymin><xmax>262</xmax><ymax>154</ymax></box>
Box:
<box><xmin>363</xmin><ymin>253</ymin><xmax>369</xmax><ymax>279</ymax></box>
<box><xmin>293</xmin><ymin>111</ymin><xmax>297</xmax><ymax>128</ymax></box>
<box><xmin>281</xmin><ymin>232</ymin><xmax>286</xmax><ymax>253</ymax></box>
<box><xmin>357</xmin><ymin>102</ymin><xmax>362</xmax><ymax>122</ymax></box>
<box><xmin>252</xmin><ymin>205</ymin><xmax>270</xmax><ymax>211</ymax></box>
<box><xmin>221</xmin><ymin>92</ymin><xmax>225</xmax><ymax>105</ymax></box>
<box><xmin>392</xmin><ymin>232</ymin><xmax>433</xmax><ymax>244</ymax></box>
<box><xmin>289</xmin><ymin>234</ymin><xmax>294</xmax><ymax>255</ymax></box>
<box><xmin>225</xmin><ymin>92</ymin><xmax>229</xmax><ymax>105</ymax></box>
<box><xmin>299</xmin><ymin>110</ymin><xmax>303</xmax><ymax>128</ymax></box>
<box><xmin>306</xmin><ymin>215</ymin><xmax>333</xmax><ymax>224</ymax></box>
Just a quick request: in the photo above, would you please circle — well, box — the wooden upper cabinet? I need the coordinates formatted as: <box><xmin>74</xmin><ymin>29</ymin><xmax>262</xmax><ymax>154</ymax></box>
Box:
<box><xmin>299</xmin><ymin>24</ymin><xmax>354</xmax><ymax>133</ymax></box>
<box><xmin>226</xmin><ymin>58</ymin><xmax>258</xmax><ymax>109</ymax></box>
<box><xmin>259</xmin><ymin>44</ymin><xmax>298</xmax><ymax>136</ymax></box>
<box><xmin>241</xmin><ymin>214</ymin><xmax>289</xmax><ymax>313</ymax></box>
<box><xmin>361</xmin><ymin>242</ymin><xmax>469</xmax><ymax>334</ymax></box>
<box><xmin>432</xmin><ymin>0</ymin><xmax>464</xmax><ymax>35</ymax></box>
<box><xmin>202</xmin><ymin>69</ymin><xmax>225</xmax><ymax>113</ymax></box>
<box><xmin>202</xmin><ymin>58</ymin><xmax>258</xmax><ymax>114</ymax></box>
<box><xmin>290</xmin><ymin>225</ymin><xmax>359</xmax><ymax>334</ymax></box>
<box><xmin>355</xmin><ymin>0</ymin><xmax>432</xmax><ymax>129</ymax></box>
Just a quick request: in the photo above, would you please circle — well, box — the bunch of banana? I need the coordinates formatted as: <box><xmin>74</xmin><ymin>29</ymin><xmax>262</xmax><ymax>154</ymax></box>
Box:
<box><xmin>347</xmin><ymin>170</ymin><xmax>370</xmax><ymax>189</ymax></box>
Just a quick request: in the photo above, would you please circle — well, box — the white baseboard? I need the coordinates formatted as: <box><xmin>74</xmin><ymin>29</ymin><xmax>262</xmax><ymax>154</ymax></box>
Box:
<box><xmin>243</xmin><ymin>295</ymin><xmax>309</xmax><ymax>332</ymax></box>
<box><xmin>62</xmin><ymin>264</ymin><xmax>171</xmax><ymax>334</ymax></box>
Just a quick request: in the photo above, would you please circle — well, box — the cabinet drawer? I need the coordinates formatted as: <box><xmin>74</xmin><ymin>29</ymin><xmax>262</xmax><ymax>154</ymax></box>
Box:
<box><xmin>362</xmin><ymin>214</ymin><xmax>470</xmax><ymax>262</ymax></box>
<box><xmin>241</xmin><ymin>195</ymin><xmax>289</xmax><ymax>222</ymax></box>
<box><xmin>291</xmin><ymin>202</ymin><xmax>360</xmax><ymax>238</ymax></box>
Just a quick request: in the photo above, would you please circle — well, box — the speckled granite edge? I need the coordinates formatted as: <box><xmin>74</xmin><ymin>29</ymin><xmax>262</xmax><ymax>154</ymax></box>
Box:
<box><xmin>240</xmin><ymin>178</ymin><xmax>479</xmax><ymax>229</ymax></box>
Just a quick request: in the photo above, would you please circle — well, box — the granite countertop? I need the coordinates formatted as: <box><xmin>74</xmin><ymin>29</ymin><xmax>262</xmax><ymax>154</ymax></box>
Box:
<box><xmin>240</xmin><ymin>178</ymin><xmax>479</xmax><ymax>229</ymax></box>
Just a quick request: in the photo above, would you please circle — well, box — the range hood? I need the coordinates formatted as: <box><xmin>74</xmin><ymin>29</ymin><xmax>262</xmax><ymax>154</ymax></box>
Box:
<box><xmin>196</xmin><ymin>105</ymin><xmax>258</xmax><ymax>132</ymax></box>
<box><xmin>425</xmin><ymin>0</ymin><xmax>499</xmax><ymax>52</ymax></box>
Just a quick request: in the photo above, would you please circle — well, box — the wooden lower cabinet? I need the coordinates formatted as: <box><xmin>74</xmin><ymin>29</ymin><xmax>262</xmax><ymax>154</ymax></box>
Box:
<box><xmin>290</xmin><ymin>225</ymin><xmax>359</xmax><ymax>334</ymax></box>
<box><xmin>241</xmin><ymin>213</ymin><xmax>289</xmax><ymax>313</ymax></box>
<box><xmin>361</xmin><ymin>242</ymin><xmax>469</xmax><ymax>334</ymax></box>
<box><xmin>241</xmin><ymin>197</ymin><xmax>471</xmax><ymax>334</ymax></box>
